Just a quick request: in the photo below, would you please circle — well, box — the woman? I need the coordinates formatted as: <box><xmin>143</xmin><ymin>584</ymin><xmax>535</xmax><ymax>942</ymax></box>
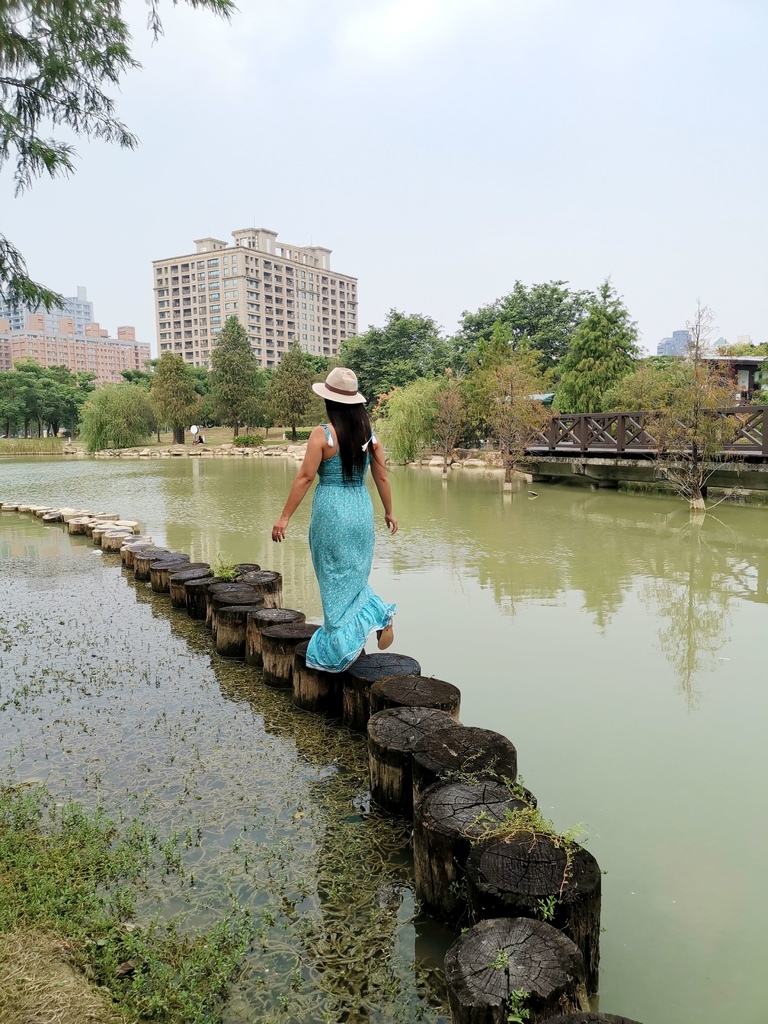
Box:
<box><xmin>271</xmin><ymin>367</ymin><xmax>398</xmax><ymax>673</ymax></box>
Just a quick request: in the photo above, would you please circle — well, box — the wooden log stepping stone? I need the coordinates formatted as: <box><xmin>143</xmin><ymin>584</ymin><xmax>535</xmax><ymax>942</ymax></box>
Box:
<box><xmin>211</xmin><ymin>589</ymin><xmax>265</xmax><ymax>636</ymax></box>
<box><xmin>151</xmin><ymin>560</ymin><xmax>208</xmax><ymax>594</ymax></box>
<box><xmin>149</xmin><ymin>557</ymin><xmax>195</xmax><ymax>593</ymax></box>
<box><xmin>367</xmin><ymin>707</ymin><xmax>456</xmax><ymax>816</ymax></box>
<box><xmin>67</xmin><ymin>517</ymin><xmax>92</xmax><ymax>535</ymax></box>
<box><xmin>233</xmin><ymin>562</ymin><xmax>261</xmax><ymax>575</ymax></box>
<box><xmin>545</xmin><ymin>1015</ymin><xmax>643</xmax><ymax>1024</ymax></box>
<box><xmin>61</xmin><ymin>509</ymin><xmax>91</xmax><ymax>523</ymax></box>
<box><xmin>168</xmin><ymin>566</ymin><xmax>212</xmax><ymax>607</ymax></box>
<box><xmin>135</xmin><ymin>551</ymin><xmax>188</xmax><ymax>581</ymax></box>
<box><xmin>261</xmin><ymin>623</ymin><xmax>320</xmax><ymax>688</ymax></box>
<box><xmin>245</xmin><ymin>608</ymin><xmax>306</xmax><ymax>667</ymax></box>
<box><xmin>413</xmin><ymin>778</ymin><xmax>534</xmax><ymax>924</ymax></box>
<box><xmin>369</xmin><ymin>674</ymin><xmax>461</xmax><ymax>720</ymax></box>
<box><xmin>467</xmin><ymin>836</ymin><xmax>602</xmax><ymax>995</ymax></box>
<box><xmin>122</xmin><ymin>543</ymin><xmax>166</xmax><ymax>569</ymax></box>
<box><xmin>114</xmin><ymin>520</ymin><xmax>140</xmax><ymax>532</ymax></box>
<box><xmin>184</xmin><ymin>577</ymin><xmax>217</xmax><ymax>619</ymax></box>
<box><xmin>293</xmin><ymin>639</ymin><xmax>343</xmax><ymax>716</ymax></box>
<box><xmin>412</xmin><ymin>725</ymin><xmax>518</xmax><ymax>804</ymax></box>
<box><xmin>215</xmin><ymin>604</ymin><xmax>266</xmax><ymax>658</ymax></box>
<box><xmin>207</xmin><ymin>584</ymin><xmax>261</xmax><ymax>631</ymax></box>
<box><xmin>42</xmin><ymin>511</ymin><xmax>63</xmax><ymax>522</ymax></box>
<box><xmin>101</xmin><ymin>530</ymin><xmax>135</xmax><ymax>552</ymax></box>
<box><xmin>444</xmin><ymin>917</ymin><xmax>588</xmax><ymax>1024</ymax></box>
<box><xmin>342</xmin><ymin>653</ymin><xmax>421</xmax><ymax>733</ymax></box>
<box><xmin>237</xmin><ymin>570</ymin><xmax>283</xmax><ymax>608</ymax></box>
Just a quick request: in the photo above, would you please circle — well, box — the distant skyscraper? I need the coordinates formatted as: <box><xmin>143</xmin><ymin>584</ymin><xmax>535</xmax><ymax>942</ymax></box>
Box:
<box><xmin>656</xmin><ymin>329</ymin><xmax>691</xmax><ymax>356</ymax></box>
<box><xmin>0</xmin><ymin>285</ymin><xmax>95</xmax><ymax>335</ymax></box>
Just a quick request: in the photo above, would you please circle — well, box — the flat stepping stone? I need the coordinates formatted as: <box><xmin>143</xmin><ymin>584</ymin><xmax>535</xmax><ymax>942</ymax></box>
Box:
<box><xmin>343</xmin><ymin>652</ymin><xmax>421</xmax><ymax>732</ymax></box>
<box><xmin>367</xmin><ymin>707</ymin><xmax>456</xmax><ymax>816</ymax></box>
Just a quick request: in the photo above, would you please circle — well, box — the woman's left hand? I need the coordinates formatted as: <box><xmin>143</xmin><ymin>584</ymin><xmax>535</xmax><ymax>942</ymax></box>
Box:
<box><xmin>272</xmin><ymin>515</ymin><xmax>289</xmax><ymax>542</ymax></box>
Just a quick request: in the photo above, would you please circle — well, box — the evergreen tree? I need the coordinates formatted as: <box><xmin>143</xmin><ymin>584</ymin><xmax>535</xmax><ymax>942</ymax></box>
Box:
<box><xmin>1</xmin><ymin>0</ymin><xmax>234</xmax><ymax>307</ymax></box>
<box><xmin>209</xmin><ymin>317</ymin><xmax>259</xmax><ymax>437</ymax></box>
<box><xmin>267</xmin><ymin>345</ymin><xmax>315</xmax><ymax>441</ymax></box>
<box><xmin>555</xmin><ymin>280</ymin><xmax>639</xmax><ymax>413</ymax></box>
<box><xmin>150</xmin><ymin>352</ymin><xmax>199</xmax><ymax>445</ymax></box>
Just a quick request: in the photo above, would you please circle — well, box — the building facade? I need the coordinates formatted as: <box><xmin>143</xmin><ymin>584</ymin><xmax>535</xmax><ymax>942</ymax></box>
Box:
<box><xmin>0</xmin><ymin>285</ymin><xmax>95</xmax><ymax>336</ymax></box>
<box><xmin>656</xmin><ymin>330</ymin><xmax>691</xmax><ymax>356</ymax></box>
<box><xmin>152</xmin><ymin>228</ymin><xmax>359</xmax><ymax>368</ymax></box>
<box><xmin>0</xmin><ymin>313</ymin><xmax>150</xmax><ymax>383</ymax></box>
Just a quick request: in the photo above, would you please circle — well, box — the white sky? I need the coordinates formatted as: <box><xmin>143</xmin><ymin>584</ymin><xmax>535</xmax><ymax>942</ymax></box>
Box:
<box><xmin>3</xmin><ymin>0</ymin><xmax>766</xmax><ymax>355</ymax></box>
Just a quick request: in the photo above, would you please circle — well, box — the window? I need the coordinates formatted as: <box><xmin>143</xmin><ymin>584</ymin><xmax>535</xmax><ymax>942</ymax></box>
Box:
<box><xmin>208</xmin><ymin>258</ymin><xmax>219</xmax><ymax>267</ymax></box>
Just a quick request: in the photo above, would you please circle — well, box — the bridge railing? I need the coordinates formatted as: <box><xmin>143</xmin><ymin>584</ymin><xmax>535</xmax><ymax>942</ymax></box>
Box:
<box><xmin>527</xmin><ymin>407</ymin><xmax>768</xmax><ymax>456</ymax></box>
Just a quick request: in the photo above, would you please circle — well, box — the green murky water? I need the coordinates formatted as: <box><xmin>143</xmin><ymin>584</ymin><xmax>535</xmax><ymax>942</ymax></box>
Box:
<box><xmin>1</xmin><ymin>455</ymin><xmax>767</xmax><ymax>1024</ymax></box>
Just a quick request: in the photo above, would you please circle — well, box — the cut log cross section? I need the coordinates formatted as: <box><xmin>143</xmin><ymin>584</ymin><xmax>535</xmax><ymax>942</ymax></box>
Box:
<box><xmin>168</xmin><ymin>567</ymin><xmax>212</xmax><ymax>607</ymax></box>
<box><xmin>342</xmin><ymin>653</ymin><xmax>421</xmax><ymax>732</ymax></box>
<box><xmin>210</xmin><ymin>589</ymin><xmax>264</xmax><ymax>637</ymax></box>
<box><xmin>413</xmin><ymin>778</ymin><xmax>533</xmax><ymax>925</ymax></box>
<box><xmin>237</xmin><ymin>570</ymin><xmax>284</xmax><ymax>609</ymax></box>
<box><xmin>151</xmin><ymin>559</ymin><xmax>203</xmax><ymax>594</ymax></box>
<box><xmin>367</xmin><ymin>707</ymin><xmax>457</xmax><ymax>816</ymax></box>
<box><xmin>411</xmin><ymin>724</ymin><xmax>518</xmax><ymax>804</ymax></box>
<box><xmin>184</xmin><ymin>578</ymin><xmax>215</xmax><ymax>619</ymax></box>
<box><xmin>466</xmin><ymin>835</ymin><xmax>602</xmax><ymax>995</ymax></box>
<box><xmin>245</xmin><ymin>608</ymin><xmax>306</xmax><ymax>667</ymax></box>
<box><xmin>545</xmin><ymin>1014</ymin><xmax>644</xmax><ymax>1024</ymax></box>
<box><xmin>444</xmin><ymin>917</ymin><xmax>589</xmax><ymax>1024</ymax></box>
<box><xmin>369</xmin><ymin>674</ymin><xmax>461</xmax><ymax>719</ymax></box>
<box><xmin>215</xmin><ymin>604</ymin><xmax>266</xmax><ymax>658</ymax></box>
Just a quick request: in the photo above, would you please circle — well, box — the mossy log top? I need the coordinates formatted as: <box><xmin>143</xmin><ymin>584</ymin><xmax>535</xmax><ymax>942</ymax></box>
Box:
<box><xmin>444</xmin><ymin>917</ymin><xmax>588</xmax><ymax>1024</ymax></box>
<box><xmin>418</xmin><ymin>779</ymin><xmax>532</xmax><ymax>841</ymax></box>
<box><xmin>412</xmin><ymin>725</ymin><xmax>517</xmax><ymax>798</ymax></box>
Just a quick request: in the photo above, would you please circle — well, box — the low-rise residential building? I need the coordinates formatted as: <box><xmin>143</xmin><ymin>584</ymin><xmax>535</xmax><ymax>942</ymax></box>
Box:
<box><xmin>153</xmin><ymin>228</ymin><xmax>359</xmax><ymax>368</ymax></box>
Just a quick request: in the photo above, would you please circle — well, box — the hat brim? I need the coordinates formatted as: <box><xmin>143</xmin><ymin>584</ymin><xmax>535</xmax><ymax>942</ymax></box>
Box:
<box><xmin>312</xmin><ymin>382</ymin><xmax>367</xmax><ymax>404</ymax></box>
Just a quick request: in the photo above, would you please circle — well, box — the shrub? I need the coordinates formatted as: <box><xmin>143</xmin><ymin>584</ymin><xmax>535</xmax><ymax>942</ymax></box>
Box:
<box><xmin>233</xmin><ymin>434</ymin><xmax>264</xmax><ymax>447</ymax></box>
<box><xmin>291</xmin><ymin>429</ymin><xmax>313</xmax><ymax>442</ymax></box>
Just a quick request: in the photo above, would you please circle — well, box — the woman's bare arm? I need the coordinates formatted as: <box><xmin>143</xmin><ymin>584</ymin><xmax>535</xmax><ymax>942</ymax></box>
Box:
<box><xmin>370</xmin><ymin>442</ymin><xmax>398</xmax><ymax>534</ymax></box>
<box><xmin>271</xmin><ymin>426</ymin><xmax>326</xmax><ymax>541</ymax></box>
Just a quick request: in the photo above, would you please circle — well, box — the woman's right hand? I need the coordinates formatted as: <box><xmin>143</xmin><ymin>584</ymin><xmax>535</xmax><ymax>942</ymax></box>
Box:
<box><xmin>385</xmin><ymin>513</ymin><xmax>398</xmax><ymax>535</ymax></box>
<box><xmin>272</xmin><ymin>515</ymin><xmax>290</xmax><ymax>542</ymax></box>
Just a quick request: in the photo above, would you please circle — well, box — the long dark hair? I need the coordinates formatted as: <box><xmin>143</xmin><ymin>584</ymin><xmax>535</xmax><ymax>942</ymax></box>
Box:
<box><xmin>325</xmin><ymin>400</ymin><xmax>372</xmax><ymax>484</ymax></box>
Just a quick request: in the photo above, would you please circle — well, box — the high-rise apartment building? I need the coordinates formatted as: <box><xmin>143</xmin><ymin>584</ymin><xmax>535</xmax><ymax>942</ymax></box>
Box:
<box><xmin>152</xmin><ymin>228</ymin><xmax>359</xmax><ymax>368</ymax></box>
<box><xmin>0</xmin><ymin>285</ymin><xmax>95</xmax><ymax>336</ymax></box>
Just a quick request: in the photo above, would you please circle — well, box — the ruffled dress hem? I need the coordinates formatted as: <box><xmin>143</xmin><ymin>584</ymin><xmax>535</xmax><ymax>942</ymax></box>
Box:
<box><xmin>305</xmin><ymin>599</ymin><xmax>397</xmax><ymax>674</ymax></box>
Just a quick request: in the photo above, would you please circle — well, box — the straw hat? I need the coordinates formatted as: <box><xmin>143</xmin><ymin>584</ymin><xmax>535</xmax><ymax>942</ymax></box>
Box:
<box><xmin>312</xmin><ymin>367</ymin><xmax>366</xmax><ymax>404</ymax></box>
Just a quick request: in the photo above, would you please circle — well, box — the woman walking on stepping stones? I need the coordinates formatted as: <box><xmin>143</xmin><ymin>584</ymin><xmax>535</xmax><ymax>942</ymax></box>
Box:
<box><xmin>272</xmin><ymin>367</ymin><xmax>398</xmax><ymax>672</ymax></box>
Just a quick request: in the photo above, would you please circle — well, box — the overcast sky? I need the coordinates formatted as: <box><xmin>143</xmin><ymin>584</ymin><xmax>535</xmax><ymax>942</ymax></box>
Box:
<box><xmin>4</xmin><ymin>0</ymin><xmax>766</xmax><ymax>355</ymax></box>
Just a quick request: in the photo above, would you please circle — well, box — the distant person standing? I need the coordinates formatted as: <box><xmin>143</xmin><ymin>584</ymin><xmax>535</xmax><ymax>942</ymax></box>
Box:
<box><xmin>272</xmin><ymin>367</ymin><xmax>397</xmax><ymax>672</ymax></box>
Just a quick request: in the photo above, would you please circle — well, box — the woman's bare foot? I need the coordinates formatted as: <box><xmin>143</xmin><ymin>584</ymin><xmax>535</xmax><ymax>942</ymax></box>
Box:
<box><xmin>377</xmin><ymin>624</ymin><xmax>394</xmax><ymax>650</ymax></box>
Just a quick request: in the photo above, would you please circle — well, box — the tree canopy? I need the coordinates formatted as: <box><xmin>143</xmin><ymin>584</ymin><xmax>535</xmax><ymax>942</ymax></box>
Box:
<box><xmin>0</xmin><ymin>359</ymin><xmax>94</xmax><ymax>437</ymax></box>
<box><xmin>209</xmin><ymin>317</ymin><xmax>260</xmax><ymax>437</ymax></box>
<box><xmin>1</xmin><ymin>0</ymin><xmax>234</xmax><ymax>307</ymax></box>
<box><xmin>555</xmin><ymin>280</ymin><xmax>639</xmax><ymax>413</ymax></box>
<box><xmin>267</xmin><ymin>344</ymin><xmax>316</xmax><ymax>441</ymax></box>
<box><xmin>78</xmin><ymin>383</ymin><xmax>155</xmax><ymax>452</ymax></box>
<box><xmin>339</xmin><ymin>310</ymin><xmax>451</xmax><ymax>404</ymax></box>
<box><xmin>458</xmin><ymin>281</ymin><xmax>591</xmax><ymax>366</ymax></box>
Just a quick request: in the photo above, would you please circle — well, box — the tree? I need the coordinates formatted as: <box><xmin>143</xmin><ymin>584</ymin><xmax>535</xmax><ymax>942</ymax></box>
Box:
<box><xmin>648</xmin><ymin>304</ymin><xmax>738</xmax><ymax>512</ymax></box>
<box><xmin>433</xmin><ymin>373</ymin><xmax>468</xmax><ymax>475</ymax></box>
<box><xmin>555</xmin><ymin>280</ymin><xmax>639</xmax><ymax>413</ymax></box>
<box><xmin>209</xmin><ymin>316</ymin><xmax>260</xmax><ymax>437</ymax></box>
<box><xmin>1</xmin><ymin>0</ymin><xmax>234</xmax><ymax>307</ymax></box>
<box><xmin>480</xmin><ymin>350</ymin><xmax>550</xmax><ymax>485</ymax></box>
<box><xmin>267</xmin><ymin>344</ymin><xmax>315</xmax><ymax>441</ymax></box>
<box><xmin>150</xmin><ymin>352</ymin><xmax>199</xmax><ymax>445</ymax></box>
<box><xmin>339</xmin><ymin>310</ymin><xmax>451</xmax><ymax>403</ymax></box>
<box><xmin>458</xmin><ymin>281</ymin><xmax>591</xmax><ymax>367</ymax></box>
<box><xmin>376</xmin><ymin>378</ymin><xmax>443</xmax><ymax>464</ymax></box>
<box><xmin>78</xmin><ymin>384</ymin><xmax>155</xmax><ymax>452</ymax></box>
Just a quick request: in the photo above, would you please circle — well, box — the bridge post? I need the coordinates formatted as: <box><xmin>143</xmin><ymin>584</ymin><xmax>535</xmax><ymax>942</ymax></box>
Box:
<box><xmin>763</xmin><ymin>407</ymin><xmax>768</xmax><ymax>457</ymax></box>
<box><xmin>616</xmin><ymin>414</ymin><xmax>626</xmax><ymax>454</ymax></box>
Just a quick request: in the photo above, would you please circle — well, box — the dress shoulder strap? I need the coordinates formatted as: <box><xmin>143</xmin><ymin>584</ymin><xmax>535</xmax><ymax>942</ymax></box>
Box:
<box><xmin>361</xmin><ymin>431</ymin><xmax>377</xmax><ymax>452</ymax></box>
<box><xmin>321</xmin><ymin>423</ymin><xmax>335</xmax><ymax>446</ymax></box>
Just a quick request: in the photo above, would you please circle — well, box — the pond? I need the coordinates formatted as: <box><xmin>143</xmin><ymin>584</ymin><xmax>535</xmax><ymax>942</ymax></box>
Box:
<box><xmin>1</xmin><ymin>455</ymin><xmax>767</xmax><ymax>1024</ymax></box>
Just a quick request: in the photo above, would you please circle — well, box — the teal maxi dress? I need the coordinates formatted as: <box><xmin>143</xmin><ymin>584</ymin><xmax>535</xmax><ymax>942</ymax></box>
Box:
<box><xmin>305</xmin><ymin>426</ymin><xmax>397</xmax><ymax>673</ymax></box>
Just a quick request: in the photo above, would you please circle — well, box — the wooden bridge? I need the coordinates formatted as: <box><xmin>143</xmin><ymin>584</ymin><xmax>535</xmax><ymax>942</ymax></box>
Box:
<box><xmin>524</xmin><ymin>406</ymin><xmax>768</xmax><ymax>492</ymax></box>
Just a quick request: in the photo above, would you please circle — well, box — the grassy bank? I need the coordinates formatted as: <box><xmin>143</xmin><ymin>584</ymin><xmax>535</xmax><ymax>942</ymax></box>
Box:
<box><xmin>0</xmin><ymin>784</ymin><xmax>250</xmax><ymax>1024</ymax></box>
<box><xmin>0</xmin><ymin>438</ymin><xmax>67</xmax><ymax>455</ymax></box>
